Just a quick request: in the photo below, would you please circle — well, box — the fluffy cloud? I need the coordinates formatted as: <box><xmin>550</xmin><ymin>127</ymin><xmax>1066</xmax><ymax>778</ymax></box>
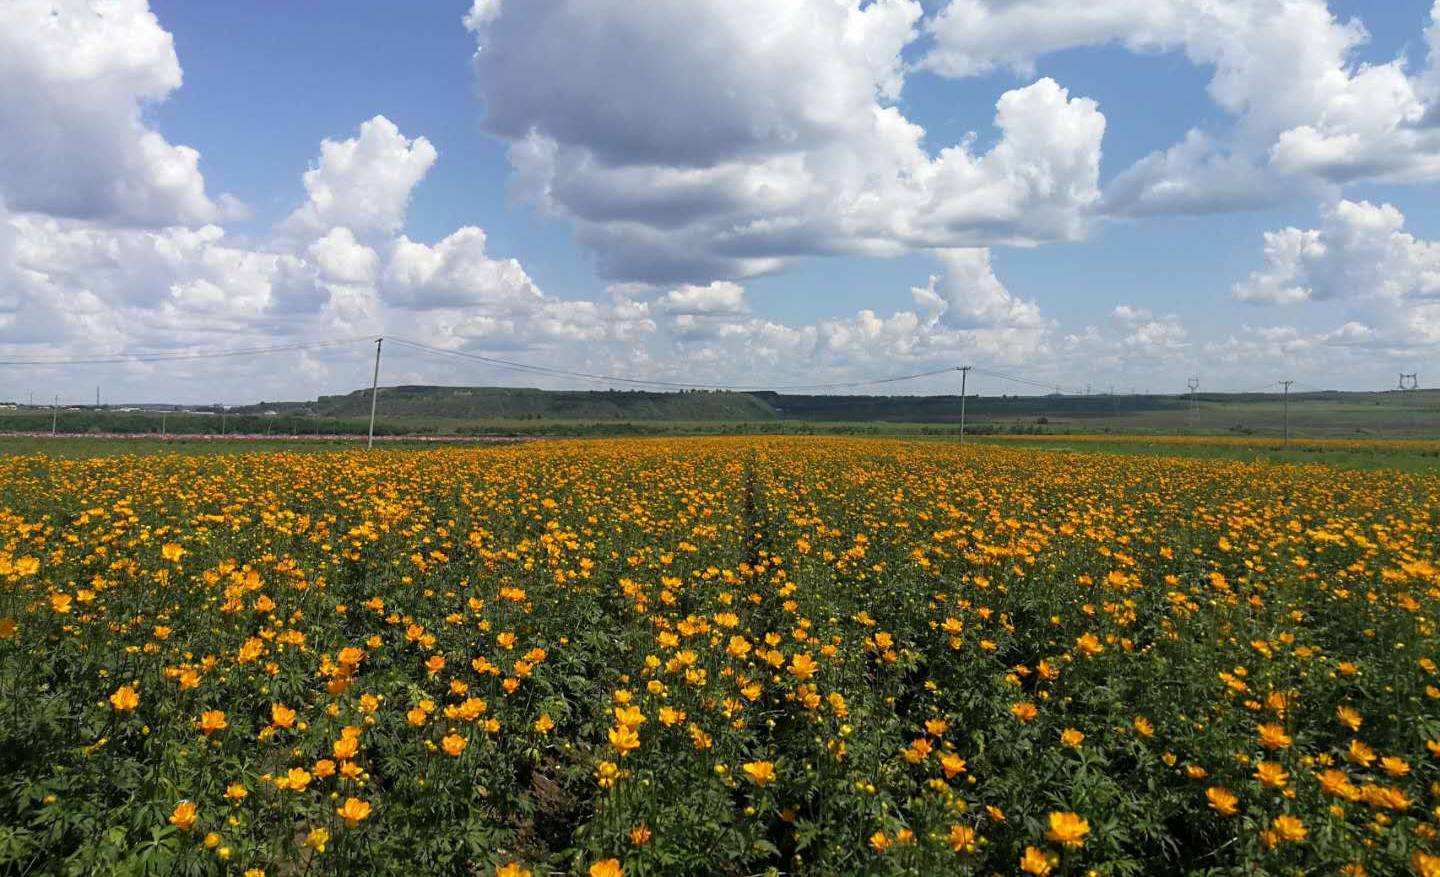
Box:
<box><xmin>278</xmin><ymin>115</ymin><xmax>437</xmax><ymax>242</ymax></box>
<box><xmin>658</xmin><ymin>283</ymin><xmax>749</xmax><ymax>317</ymax></box>
<box><xmin>1234</xmin><ymin>199</ymin><xmax>1440</xmax><ymax>306</ymax></box>
<box><xmin>383</xmin><ymin>227</ymin><xmax>541</xmax><ymax>311</ymax></box>
<box><xmin>1234</xmin><ymin>199</ymin><xmax>1440</xmax><ymax>349</ymax></box>
<box><xmin>6</xmin><ymin>216</ymin><xmax>304</xmax><ymax>343</ymax></box>
<box><xmin>467</xmin><ymin>0</ymin><xmax>1105</xmax><ymax>282</ymax></box>
<box><xmin>925</xmin><ymin>0</ymin><xmax>1440</xmax><ymax>214</ymax></box>
<box><xmin>0</xmin><ymin>112</ymin><xmax>656</xmax><ymax>386</ymax></box>
<box><xmin>0</xmin><ymin>0</ymin><xmax>239</xmax><ymax>227</ymax></box>
<box><xmin>643</xmin><ymin>248</ymin><xmax>1056</xmax><ymax>386</ymax></box>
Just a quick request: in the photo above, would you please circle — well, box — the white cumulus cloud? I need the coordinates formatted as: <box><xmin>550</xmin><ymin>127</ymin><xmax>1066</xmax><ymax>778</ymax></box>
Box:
<box><xmin>278</xmin><ymin>115</ymin><xmax>437</xmax><ymax>242</ymax></box>
<box><xmin>0</xmin><ymin>0</ymin><xmax>239</xmax><ymax>227</ymax></box>
<box><xmin>925</xmin><ymin>0</ymin><xmax>1440</xmax><ymax>214</ymax></box>
<box><xmin>1234</xmin><ymin>198</ymin><xmax>1440</xmax><ymax>349</ymax></box>
<box><xmin>466</xmin><ymin>0</ymin><xmax>1105</xmax><ymax>283</ymax></box>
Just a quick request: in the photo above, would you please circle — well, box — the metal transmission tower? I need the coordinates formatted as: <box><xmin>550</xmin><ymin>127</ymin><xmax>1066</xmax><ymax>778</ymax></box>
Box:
<box><xmin>957</xmin><ymin>365</ymin><xmax>972</xmax><ymax>445</ymax></box>
<box><xmin>1186</xmin><ymin>377</ymin><xmax>1200</xmax><ymax>433</ymax></box>
<box><xmin>1279</xmin><ymin>380</ymin><xmax>1294</xmax><ymax>447</ymax></box>
<box><xmin>1398</xmin><ymin>373</ymin><xmax>1420</xmax><ymax>435</ymax></box>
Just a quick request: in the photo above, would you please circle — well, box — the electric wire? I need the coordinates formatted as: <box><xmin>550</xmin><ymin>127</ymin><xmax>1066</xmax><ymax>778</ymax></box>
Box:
<box><xmin>0</xmin><ymin>333</ymin><xmax>1354</xmax><ymax>397</ymax></box>
<box><xmin>386</xmin><ymin>336</ymin><xmax>961</xmax><ymax>392</ymax></box>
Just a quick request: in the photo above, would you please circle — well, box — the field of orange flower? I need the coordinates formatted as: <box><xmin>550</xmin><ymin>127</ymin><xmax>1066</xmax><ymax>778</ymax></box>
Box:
<box><xmin>1</xmin><ymin>437</ymin><xmax>1438</xmax><ymax>876</ymax></box>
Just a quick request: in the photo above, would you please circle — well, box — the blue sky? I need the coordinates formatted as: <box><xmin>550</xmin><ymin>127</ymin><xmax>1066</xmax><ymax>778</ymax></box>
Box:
<box><xmin>3</xmin><ymin>0</ymin><xmax>1440</xmax><ymax>402</ymax></box>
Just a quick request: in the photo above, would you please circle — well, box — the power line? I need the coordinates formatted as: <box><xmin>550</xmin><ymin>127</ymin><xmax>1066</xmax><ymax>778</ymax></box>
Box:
<box><xmin>1233</xmin><ymin>380</ymin><xmax>1279</xmax><ymax>395</ymax></box>
<box><xmin>0</xmin><ymin>332</ymin><xmax>1365</xmax><ymax>405</ymax></box>
<box><xmin>969</xmin><ymin>366</ymin><xmax>1080</xmax><ymax>395</ymax></box>
<box><xmin>385</xmin><ymin>336</ymin><xmax>961</xmax><ymax>392</ymax></box>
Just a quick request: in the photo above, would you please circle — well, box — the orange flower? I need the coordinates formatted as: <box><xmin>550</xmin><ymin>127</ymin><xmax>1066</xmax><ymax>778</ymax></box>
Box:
<box><xmin>534</xmin><ymin>714</ymin><xmax>555</xmax><ymax>734</ymax></box>
<box><xmin>1316</xmin><ymin>769</ymin><xmax>1361</xmax><ymax>801</ymax></box>
<box><xmin>1060</xmin><ymin>728</ymin><xmax>1085</xmax><ymax>747</ymax></box>
<box><xmin>336</xmin><ymin>647</ymin><xmax>364</xmax><ymax>668</ymax></box>
<box><xmin>1044</xmin><ymin>811</ymin><xmax>1090</xmax><ymax>847</ymax></box>
<box><xmin>336</xmin><ymin>797</ymin><xmax>371</xmax><ymax>825</ymax></box>
<box><xmin>1206</xmin><ymin>786</ymin><xmax>1238</xmax><ymax>816</ymax></box>
<box><xmin>1346</xmin><ymin>739</ymin><xmax>1376</xmax><ymax>767</ymax></box>
<box><xmin>285</xmin><ymin>768</ymin><xmax>312</xmax><ymax>792</ymax></box>
<box><xmin>304</xmin><ymin>827</ymin><xmax>329</xmax><ymax>852</ymax></box>
<box><xmin>594</xmin><ymin>760</ymin><xmax>620</xmax><ymax>789</ymax></box>
<box><xmin>333</xmin><ymin>736</ymin><xmax>360</xmax><ymax>761</ymax></box>
<box><xmin>1253</xmin><ymin>761</ymin><xmax>1288</xmax><ymax>788</ymax></box>
<box><xmin>270</xmin><ymin>703</ymin><xmax>296</xmax><ymax>728</ymax></box>
<box><xmin>613</xmin><ymin>705</ymin><xmax>646</xmax><ymax>729</ymax></box>
<box><xmin>160</xmin><ymin>542</ymin><xmax>186</xmax><ymax>562</ymax></box>
<box><xmin>109</xmin><ymin>685</ymin><xmax>140</xmax><ymax>712</ymax></box>
<box><xmin>1271</xmin><ymin>814</ymin><xmax>1307</xmax><ymax>843</ymax></box>
<box><xmin>742</xmin><ymin>760</ymin><xmax>777</xmax><ymax>786</ymax></box>
<box><xmin>1011</xmin><ymin>702</ymin><xmax>1038</xmax><ymax>723</ymax></box>
<box><xmin>441</xmin><ymin>733</ymin><xmax>467</xmax><ymax>757</ymax></box>
<box><xmin>169</xmin><ymin>801</ymin><xmax>197</xmax><ymax>831</ymax></box>
<box><xmin>196</xmin><ymin>710</ymin><xmax>228</xmax><ymax>735</ymax></box>
<box><xmin>1412</xmin><ymin>852</ymin><xmax>1440</xmax><ymax>877</ymax></box>
<box><xmin>788</xmin><ymin>653</ymin><xmax>818</xmax><ymax>680</ymax></box>
<box><xmin>1019</xmin><ymin>846</ymin><xmax>1055</xmax><ymax>876</ymax></box>
<box><xmin>608</xmin><ymin>725</ymin><xmax>640</xmax><ymax>756</ymax></box>
<box><xmin>940</xmin><ymin>753</ymin><xmax>967</xmax><ymax>778</ymax></box>
<box><xmin>947</xmin><ymin>823</ymin><xmax>976</xmax><ymax>853</ymax></box>
<box><xmin>588</xmin><ymin>860</ymin><xmax>623</xmax><ymax>877</ymax></box>
<box><xmin>1256</xmin><ymin>723</ymin><xmax>1291</xmax><ymax>750</ymax></box>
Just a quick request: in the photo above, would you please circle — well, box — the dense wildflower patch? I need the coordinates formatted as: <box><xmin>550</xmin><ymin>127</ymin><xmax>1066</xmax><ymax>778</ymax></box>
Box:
<box><xmin>0</xmin><ymin>438</ymin><xmax>1437</xmax><ymax>875</ymax></box>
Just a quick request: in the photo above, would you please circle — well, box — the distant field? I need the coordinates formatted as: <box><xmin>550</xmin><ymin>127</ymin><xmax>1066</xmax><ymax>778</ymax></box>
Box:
<box><xmin>4</xmin><ymin>429</ymin><xmax>1438</xmax><ymax>471</ymax></box>
<box><xmin>3</xmin><ymin>387</ymin><xmax>1436</xmax><ymax>441</ymax></box>
<box><xmin>973</xmin><ymin>433</ymin><xmax>1440</xmax><ymax>472</ymax></box>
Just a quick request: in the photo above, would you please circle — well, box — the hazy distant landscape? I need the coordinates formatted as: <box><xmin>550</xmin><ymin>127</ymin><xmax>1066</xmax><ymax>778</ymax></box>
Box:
<box><xmin>3</xmin><ymin>384</ymin><xmax>1436</xmax><ymax>440</ymax></box>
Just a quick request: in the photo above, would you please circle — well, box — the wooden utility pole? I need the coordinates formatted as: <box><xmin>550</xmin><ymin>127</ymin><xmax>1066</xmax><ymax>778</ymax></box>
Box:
<box><xmin>1280</xmin><ymin>380</ymin><xmax>1293</xmax><ymax>447</ymax></box>
<box><xmin>367</xmin><ymin>337</ymin><xmax>383</xmax><ymax>450</ymax></box>
<box><xmin>958</xmin><ymin>365</ymin><xmax>972</xmax><ymax>444</ymax></box>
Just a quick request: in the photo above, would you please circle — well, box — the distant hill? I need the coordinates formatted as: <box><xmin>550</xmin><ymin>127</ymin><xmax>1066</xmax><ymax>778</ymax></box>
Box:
<box><xmin>297</xmin><ymin>385</ymin><xmax>778</xmax><ymax>421</ymax></box>
<box><xmin>6</xmin><ymin>384</ymin><xmax>1434</xmax><ymax>439</ymax></box>
<box><xmin>225</xmin><ymin>384</ymin><xmax>1440</xmax><ymax>435</ymax></box>
<box><xmin>269</xmin><ymin>384</ymin><xmax>1173</xmax><ymax>423</ymax></box>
